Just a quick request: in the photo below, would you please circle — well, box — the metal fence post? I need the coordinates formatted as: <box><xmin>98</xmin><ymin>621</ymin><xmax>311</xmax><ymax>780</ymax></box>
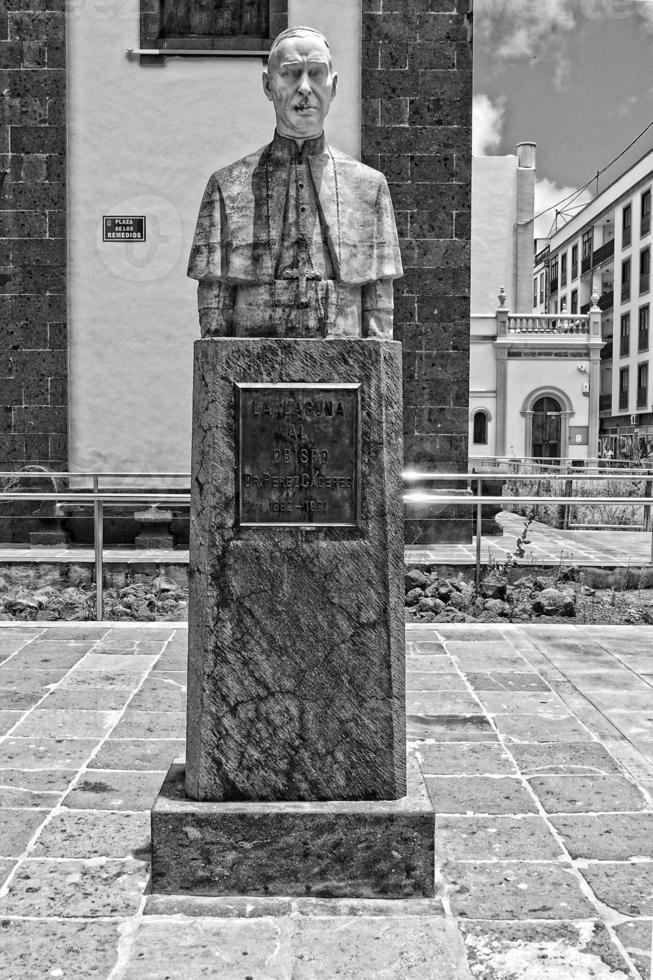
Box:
<box><xmin>644</xmin><ymin>471</ymin><xmax>652</xmax><ymax>533</ymax></box>
<box><xmin>475</xmin><ymin>476</ymin><xmax>483</xmax><ymax>592</ymax></box>
<box><xmin>93</xmin><ymin>476</ymin><xmax>104</xmax><ymax>621</ymax></box>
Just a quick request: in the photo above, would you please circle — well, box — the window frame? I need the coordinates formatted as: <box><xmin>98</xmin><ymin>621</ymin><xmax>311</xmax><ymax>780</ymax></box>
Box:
<box><xmin>472</xmin><ymin>410</ymin><xmax>489</xmax><ymax>446</ymax></box>
<box><xmin>620</xmin><ymin>312</ymin><xmax>630</xmax><ymax>358</ymax></box>
<box><xmin>639</xmin><ymin>305</ymin><xmax>650</xmax><ymax>353</ymax></box>
<box><xmin>139</xmin><ymin>0</ymin><xmax>288</xmax><ymax>53</ymax></box>
<box><xmin>642</xmin><ymin>188</ymin><xmax>651</xmax><ymax>238</ymax></box>
<box><xmin>641</xmin><ymin>246</ymin><xmax>651</xmax><ymax>295</ymax></box>
<box><xmin>623</xmin><ymin>202</ymin><xmax>632</xmax><ymax>247</ymax></box>
<box><xmin>637</xmin><ymin>361</ymin><xmax>649</xmax><ymax>408</ymax></box>
<box><xmin>621</xmin><ymin>257</ymin><xmax>631</xmax><ymax>301</ymax></box>
<box><xmin>619</xmin><ymin>366</ymin><xmax>629</xmax><ymax>410</ymax></box>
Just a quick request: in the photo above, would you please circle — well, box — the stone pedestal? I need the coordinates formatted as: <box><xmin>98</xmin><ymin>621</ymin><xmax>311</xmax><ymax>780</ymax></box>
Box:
<box><xmin>186</xmin><ymin>339</ymin><xmax>406</xmax><ymax>803</ymax></box>
<box><xmin>151</xmin><ymin>756</ymin><xmax>435</xmax><ymax>898</ymax></box>
<box><xmin>134</xmin><ymin>506</ymin><xmax>176</xmax><ymax>549</ymax></box>
<box><xmin>151</xmin><ymin>337</ymin><xmax>435</xmax><ymax>897</ymax></box>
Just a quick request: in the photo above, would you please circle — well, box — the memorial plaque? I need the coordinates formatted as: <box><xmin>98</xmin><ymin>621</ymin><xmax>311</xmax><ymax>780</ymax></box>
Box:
<box><xmin>237</xmin><ymin>383</ymin><xmax>360</xmax><ymax>527</ymax></box>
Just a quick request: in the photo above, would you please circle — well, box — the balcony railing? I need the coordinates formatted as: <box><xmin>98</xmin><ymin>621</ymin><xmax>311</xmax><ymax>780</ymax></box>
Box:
<box><xmin>598</xmin><ymin>290</ymin><xmax>614</xmax><ymax>311</ymax></box>
<box><xmin>534</xmin><ymin>245</ymin><xmax>550</xmax><ymax>265</ymax></box>
<box><xmin>581</xmin><ymin>255</ymin><xmax>592</xmax><ymax>274</ymax></box>
<box><xmin>592</xmin><ymin>239</ymin><xmax>615</xmax><ymax>266</ymax></box>
<box><xmin>599</xmin><ymin>393</ymin><xmax>612</xmax><ymax>412</ymax></box>
<box><xmin>641</xmin><ymin>273</ymin><xmax>650</xmax><ymax>294</ymax></box>
<box><xmin>623</xmin><ymin>228</ymin><xmax>632</xmax><ymax>248</ymax></box>
<box><xmin>643</xmin><ymin>214</ymin><xmax>651</xmax><ymax>237</ymax></box>
<box><xmin>622</xmin><ymin>282</ymin><xmax>631</xmax><ymax>301</ymax></box>
<box><xmin>619</xmin><ymin>391</ymin><xmax>629</xmax><ymax>410</ymax></box>
<box><xmin>504</xmin><ymin>314</ymin><xmax>590</xmax><ymax>335</ymax></box>
<box><xmin>549</xmin><ymin>277</ymin><xmax>558</xmax><ymax>294</ymax></box>
<box><xmin>600</xmin><ymin>340</ymin><xmax>613</xmax><ymax>359</ymax></box>
<box><xmin>637</xmin><ymin>387</ymin><xmax>648</xmax><ymax>408</ymax></box>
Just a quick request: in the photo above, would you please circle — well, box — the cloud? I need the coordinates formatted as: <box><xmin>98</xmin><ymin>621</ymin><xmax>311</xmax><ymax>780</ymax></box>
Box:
<box><xmin>472</xmin><ymin>94</ymin><xmax>506</xmax><ymax>155</ymax></box>
<box><xmin>475</xmin><ymin>0</ymin><xmax>577</xmax><ymax>60</ymax></box>
<box><xmin>534</xmin><ymin>177</ymin><xmax>593</xmax><ymax>238</ymax></box>
<box><xmin>634</xmin><ymin>0</ymin><xmax>653</xmax><ymax>30</ymax></box>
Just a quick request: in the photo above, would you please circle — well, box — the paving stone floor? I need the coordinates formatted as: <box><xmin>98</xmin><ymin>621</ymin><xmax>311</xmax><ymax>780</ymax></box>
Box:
<box><xmin>0</xmin><ymin>621</ymin><xmax>652</xmax><ymax>978</ymax></box>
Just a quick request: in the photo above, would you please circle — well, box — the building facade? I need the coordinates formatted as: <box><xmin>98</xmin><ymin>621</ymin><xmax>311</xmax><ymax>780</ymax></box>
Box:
<box><xmin>0</xmin><ymin>1</ymin><xmax>472</xmax><ymax>498</ymax></box>
<box><xmin>469</xmin><ymin>142</ymin><xmax>603</xmax><ymax>466</ymax></box>
<box><xmin>534</xmin><ymin>149</ymin><xmax>653</xmax><ymax>460</ymax></box>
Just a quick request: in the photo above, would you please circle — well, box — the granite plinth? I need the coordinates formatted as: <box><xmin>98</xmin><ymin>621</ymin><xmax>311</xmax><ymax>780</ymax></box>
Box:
<box><xmin>150</xmin><ymin>758</ymin><xmax>435</xmax><ymax>898</ymax></box>
<box><xmin>186</xmin><ymin>339</ymin><xmax>405</xmax><ymax>803</ymax></box>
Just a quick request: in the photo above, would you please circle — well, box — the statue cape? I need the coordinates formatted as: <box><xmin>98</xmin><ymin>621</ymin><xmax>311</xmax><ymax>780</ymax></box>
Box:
<box><xmin>187</xmin><ymin>136</ymin><xmax>403</xmax><ymax>286</ymax></box>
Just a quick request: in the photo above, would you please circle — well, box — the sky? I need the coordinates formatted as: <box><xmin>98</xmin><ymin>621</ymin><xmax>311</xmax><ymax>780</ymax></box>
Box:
<box><xmin>473</xmin><ymin>0</ymin><xmax>653</xmax><ymax>237</ymax></box>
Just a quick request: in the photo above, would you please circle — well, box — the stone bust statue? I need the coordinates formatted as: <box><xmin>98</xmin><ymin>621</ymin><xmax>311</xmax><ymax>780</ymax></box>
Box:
<box><xmin>188</xmin><ymin>26</ymin><xmax>403</xmax><ymax>339</ymax></box>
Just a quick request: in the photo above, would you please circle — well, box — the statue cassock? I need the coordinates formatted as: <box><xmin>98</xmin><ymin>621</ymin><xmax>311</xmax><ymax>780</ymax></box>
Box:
<box><xmin>187</xmin><ymin>28</ymin><xmax>403</xmax><ymax>339</ymax></box>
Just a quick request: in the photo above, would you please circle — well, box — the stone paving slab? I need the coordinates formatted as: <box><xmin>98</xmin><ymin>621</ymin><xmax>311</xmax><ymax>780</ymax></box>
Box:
<box><xmin>0</xmin><ymin>622</ymin><xmax>652</xmax><ymax>977</ymax></box>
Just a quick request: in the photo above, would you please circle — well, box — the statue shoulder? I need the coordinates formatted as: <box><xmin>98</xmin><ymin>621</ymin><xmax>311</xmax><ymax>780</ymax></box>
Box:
<box><xmin>326</xmin><ymin>145</ymin><xmax>389</xmax><ymax>188</ymax></box>
<box><xmin>204</xmin><ymin>143</ymin><xmax>270</xmax><ymax>193</ymax></box>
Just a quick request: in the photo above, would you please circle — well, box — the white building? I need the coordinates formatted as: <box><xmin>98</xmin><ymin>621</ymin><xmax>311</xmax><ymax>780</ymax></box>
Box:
<box><xmin>470</xmin><ymin>143</ymin><xmax>603</xmax><ymax>465</ymax></box>
<box><xmin>534</xmin><ymin>148</ymin><xmax>653</xmax><ymax>459</ymax></box>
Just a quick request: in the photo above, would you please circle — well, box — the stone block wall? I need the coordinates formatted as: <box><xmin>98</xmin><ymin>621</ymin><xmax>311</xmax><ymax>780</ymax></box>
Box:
<box><xmin>361</xmin><ymin>0</ymin><xmax>472</xmax><ymax>542</ymax></box>
<box><xmin>0</xmin><ymin>3</ymin><xmax>67</xmax><ymax>472</ymax></box>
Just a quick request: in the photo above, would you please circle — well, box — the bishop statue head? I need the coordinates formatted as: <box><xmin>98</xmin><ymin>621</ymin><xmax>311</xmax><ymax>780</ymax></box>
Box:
<box><xmin>262</xmin><ymin>27</ymin><xmax>338</xmax><ymax>143</ymax></box>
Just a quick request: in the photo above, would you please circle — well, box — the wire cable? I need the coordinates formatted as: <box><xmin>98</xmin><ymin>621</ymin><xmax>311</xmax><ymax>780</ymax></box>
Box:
<box><xmin>531</xmin><ymin>117</ymin><xmax>653</xmax><ymax>223</ymax></box>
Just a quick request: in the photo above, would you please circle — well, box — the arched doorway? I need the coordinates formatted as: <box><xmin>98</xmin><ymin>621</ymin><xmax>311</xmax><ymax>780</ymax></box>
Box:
<box><xmin>532</xmin><ymin>396</ymin><xmax>561</xmax><ymax>459</ymax></box>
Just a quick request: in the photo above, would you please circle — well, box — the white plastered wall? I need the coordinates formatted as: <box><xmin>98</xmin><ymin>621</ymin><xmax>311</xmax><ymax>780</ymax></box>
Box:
<box><xmin>504</xmin><ymin>359</ymin><xmax>590</xmax><ymax>460</ymax></box>
<box><xmin>470</xmin><ymin>155</ymin><xmax>517</xmax><ymax>315</ymax></box>
<box><xmin>68</xmin><ymin>0</ymin><xmax>361</xmax><ymax>480</ymax></box>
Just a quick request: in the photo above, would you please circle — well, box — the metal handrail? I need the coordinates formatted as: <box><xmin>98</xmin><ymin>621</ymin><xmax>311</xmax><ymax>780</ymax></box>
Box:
<box><xmin>1</xmin><ymin>478</ymin><xmax>652</xmax><ymax>619</ymax></box>
<box><xmin>0</xmin><ymin>493</ymin><xmax>191</xmax><ymax>503</ymax></box>
<box><xmin>0</xmin><ymin>472</ymin><xmax>190</xmax><ymax>479</ymax></box>
<box><xmin>403</xmin><ymin>471</ymin><xmax>653</xmax><ymax>482</ymax></box>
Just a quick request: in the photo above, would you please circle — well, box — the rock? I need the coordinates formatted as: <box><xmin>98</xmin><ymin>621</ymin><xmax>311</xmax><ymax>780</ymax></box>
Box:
<box><xmin>33</xmin><ymin>586</ymin><xmax>61</xmax><ymax>606</ymax></box>
<box><xmin>581</xmin><ymin>585</ymin><xmax>596</xmax><ymax>596</ymax></box>
<box><xmin>480</xmin><ymin>574</ymin><xmax>507</xmax><ymax>600</ymax></box>
<box><xmin>624</xmin><ymin>607</ymin><xmax>641</xmax><ymax>624</ymax></box>
<box><xmin>405</xmin><ymin>568</ymin><xmax>430</xmax><ymax>592</ymax></box>
<box><xmin>120</xmin><ymin>584</ymin><xmax>145</xmax><ymax>597</ymax></box>
<box><xmin>67</xmin><ymin>565</ymin><xmax>93</xmax><ymax>587</ymax></box>
<box><xmin>531</xmin><ymin>588</ymin><xmax>576</xmax><ymax>617</ymax></box>
<box><xmin>135</xmin><ymin>602</ymin><xmax>156</xmax><ymax>621</ymax></box>
<box><xmin>5</xmin><ymin>596</ymin><xmax>40</xmax><ymax>614</ymax></box>
<box><xmin>418</xmin><ymin>597</ymin><xmax>446</xmax><ymax>614</ymax></box>
<box><xmin>152</xmin><ymin>576</ymin><xmax>180</xmax><ymax>594</ymax></box>
<box><xmin>405</xmin><ymin>588</ymin><xmax>423</xmax><ymax>607</ymax></box>
<box><xmin>483</xmin><ymin>598</ymin><xmax>511</xmax><ymax>617</ymax></box>
<box><xmin>448</xmin><ymin>591</ymin><xmax>466</xmax><ymax>611</ymax></box>
<box><xmin>442</xmin><ymin>610</ymin><xmax>465</xmax><ymax>623</ymax></box>
<box><xmin>557</xmin><ymin>565</ymin><xmax>579</xmax><ymax>582</ymax></box>
<box><xmin>641</xmin><ymin>606</ymin><xmax>653</xmax><ymax>625</ymax></box>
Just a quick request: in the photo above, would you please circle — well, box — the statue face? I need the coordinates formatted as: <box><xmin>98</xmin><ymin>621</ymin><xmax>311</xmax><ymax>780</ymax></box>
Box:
<box><xmin>263</xmin><ymin>32</ymin><xmax>337</xmax><ymax>141</ymax></box>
